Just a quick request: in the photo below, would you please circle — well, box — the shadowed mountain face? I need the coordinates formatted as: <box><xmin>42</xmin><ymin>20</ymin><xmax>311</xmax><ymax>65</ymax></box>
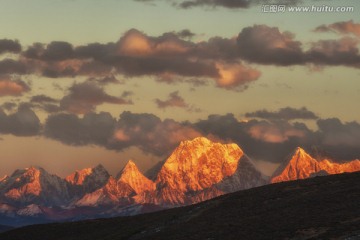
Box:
<box><xmin>1</xmin><ymin>172</ymin><xmax>359</xmax><ymax>240</ymax></box>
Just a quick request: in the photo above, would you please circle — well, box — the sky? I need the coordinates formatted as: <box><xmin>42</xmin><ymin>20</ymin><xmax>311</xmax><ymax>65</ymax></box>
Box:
<box><xmin>0</xmin><ymin>0</ymin><xmax>360</xmax><ymax>177</ymax></box>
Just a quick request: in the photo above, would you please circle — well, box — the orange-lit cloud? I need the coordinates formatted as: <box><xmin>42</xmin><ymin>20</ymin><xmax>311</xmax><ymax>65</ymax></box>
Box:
<box><xmin>0</xmin><ymin>76</ymin><xmax>30</xmax><ymax>97</ymax></box>
<box><xmin>215</xmin><ymin>62</ymin><xmax>261</xmax><ymax>90</ymax></box>
<box><xmin>1</xmin><ymin>26</ymin><xmax>358</xmax><ymax>93</ymax></box>
<box><xmin>315</xmin><ymin>20</ymin><xmax>360</xmax><ymax>37</ymax></box>
<box><xmin>117</xmin><ymin>29</ymin><xmax>190</xmax><ymax>57</ymax></box>
<box><xmin>248</xmin><ymin>123</ymin><xmax>305</xmax><ymax>143</ymax></box>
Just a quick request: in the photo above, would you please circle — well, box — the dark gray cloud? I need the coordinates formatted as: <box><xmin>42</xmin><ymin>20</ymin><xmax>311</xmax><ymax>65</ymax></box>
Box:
<box><xmin>41</xmin><ymin>109</ymin><xmax>360</xmax><ymax>161</ymax></box>
<box><xmin>74</xmin><ymin>42</ymin><xmax>116</xmax><ymax>60</ymax></box>
<box><xmin>155</xmin><ymin>91</ymin><xmax>188</xmax><ymax>109</ymax></box>
<box><xmin>0</xmin><ymin>59</ymin><xmax>28</xmax><ymax>75</ymax></box>
<box><xmin>29</xmin><ymin>95</ymin><xmax>60</xmax><ymax>113</ymax></box>
<box><xmin>110</xmin><ymin>111</ymin><xmax>202</xmax><ymax>155</ymax></box>
<box><xmin>316</xmin><ymin>118</ymin><xmax>360</xmax><ymax>160</ymax></box>
<box><xmin>0</xmin><ymin>102</ymin><xmax>17</xmax><ymax>112</ymax></box>
<box><xmin>195</xmin><ymin>113</ymin><xmax>360</xmax><ymax>162</ymax></box>
<box><xmin>0</xmin><ymin>39</ymin><xmax>21</xmax><ymax>55</ymax></box>
<box><xmin>18</xmin><ymin>28</ymin><xmax>260</xmax><ymax>90</ymax></box>
<box><xmin>24</xmin><ymin>41</ymin><xmax>74</xmax><ymax>61</ymax></box>
<box><xmin>245</xmin><ymin>107</ymin><xmax>319</xmax><ymax>120</ymax></box>
<box><xmin>148</xmin><ymin>0</ymin><xmax>316</xmax><ymax>9</ymax></box>
<box><xmin>176</xmin><ymin>29</ymin><xmax>196</xmax><ymax>39</ymax></box>
<box><xmin>121</xmin><ymin>90</ymin><xmax>134</xmax><ymax>98</ymax></box>
<box><xmin>5</xmin><ymin>25</ymin><xmax>358</xmax><ymax>90</ymax></box>
<box><xmin>30</xmin><ymin>94</ymin><xmax>58</xmax><ymax>103</ymax></box>
<box><xmin>237</xmin><ymin>25</ymin><xmax>304</xmax><ymax>65</ymax></box>
<box><xmin>44</xmin><ymin>112</ymin><xmax>116</xmax><ymax>146</ymax></box>
<box><xmin>60</xmin><ymin>80</ymin><xmax>132</xmax><ymax>114</ymax></box>
<box><xmin>0</xmin><ymin>104</ymin><xmax>41</xmax><ymax>136</ymax></box>
<box><xmin>44</xmin><ymin>111</ymin><xmax>201</xmax><ymax>156</ymax></box>
<box><xmin>307</xmin><ymin>37</ymin><xmax>360</xmax><ymax>67</ymax></box>
<box><xmin>236</xmin><ymin>24</ymin><xmax>360</xmax><ymax>67</ymax></box>
<box><xmin>178</xmin><ymin>0</ymin><xmax>251</xmax><ymax>9</ymax></box>
<box><xmin>88</xmin><ymin>76</ymin><xmax>122</xmax><ymax>85</ymax></box>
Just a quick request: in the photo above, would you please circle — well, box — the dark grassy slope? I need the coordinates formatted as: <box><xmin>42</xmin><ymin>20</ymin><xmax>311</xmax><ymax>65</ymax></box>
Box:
<box><xmin>1</xmin><ymin>172</ymin><xmax>360</xmax><ymax>240</ymax></box>
<box><xmin>0</xmin><ymin>225</ymin><xmax>13</xmax><ymax>233</ymax></box>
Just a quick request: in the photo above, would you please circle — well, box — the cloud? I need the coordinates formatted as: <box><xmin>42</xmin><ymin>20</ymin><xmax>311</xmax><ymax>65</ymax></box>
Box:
<box><xmin>194</xmin><ymin>36</ymin><xmax>239</xmax><ymax>61</ymax></box>
<box><xmin>315</xmin><ymin>20</ymin><xmax>360</xmax><ymax>37</ymax></box>
<box><xmin>215</xmin><ymin>61</ymin><xmax>261</xmax><ymax>90</ymax></box>
<box><xmin>0</xmin><ymin>75</ymin><xmax>30</xmax><ymax>96</ymax></box>
<box><xmin>0</xmin><ymin>104</ymin><xmax>41</xmax><ymax>136</ymax></box>
<box><xmin>7</xmin><ymin>26</ymin><xmax>359</xmax><ymax>90</ymax></box>
<box><xmin>195</xmin><ymin>113</ymin><xmax>360</xmax><ymax>162</ymax></box>
<box><xmin>247</xmin><ymin>120</ymin><xmax>306</xmax><ymax>143</ymax></box>
<box><xmin>175</xmin><ymin>29</ymin><xmax>196</xmax><ymax>39</ymax></box>
<box><xmin>171</xmin><ymin>0</ymin><xmax>310</xmax><ymax>9</ymax></box>
<box><xmin>60</xmin><ymin>80</ymin><xmax>132</xmax><ymax>114</ymax></box>
<box><xmin>178</xmin><ymin>0</ymin><xmax>251</xmax><ymax>9</ymax></box>
<box><xmin>121</xmin><ymin>90</ymin><xmax>134</xmax><ymax>98</ymax></box>
<box><xmin>237</xmin><ymin>25</ymin><xmax>304</xmax><ymax>65</ymax></box>
<box><xmin>316</xmin><ymin>118</ymin><xmax>360</xmax><ymax>159</ymax></box>
<box><xmin>245</xmin><ymin>107</ymin><xmax>319</xmax><ymax>120</ymax></box>
<box><xmin>0</xmin><ymin>39</ymin><xmax>21</xmax><ymax>55</ymax></box>
<box><xmin>24</xmin><ymin>41</ymin><xmax>74</xmax><ymax>61</ymax></box>
<box><xmin>1</xmin><ymin>102</ymin><xmax>17</xmax><ymax>112</ymax></box>
<box><xmin>155</xmin><ymin>91</ymin><xmax>202</xmax><ymax>112</ymax></box>
<box><xmin>44</xmin><ymin>111</ymin><xmax>202</xmax><ymax>156</ymax></box>
<box><xmin>0</xmin><ymin>59</ymin><xmax>28</xmax><ymax>75</ymax></box>
<box><xmin>88</xmin><ymin>75</ymin><xmax>122</xmax><ymax>85</ymax></box>
<box><xmin>155</xmin><ymin>91</ymin><xmax>189</xmax><ymax>109</ymax></box>
<box><xmin>44</xmin><ymin>112</ymin><xmax>116</xmax><ymax>146</ymax></box>
<box><xmin>317</xmin><ymin>118</ymin><xmax>360</xmax><ymax>147</ymax></box>
<box><xmin>195</xmin><ymin>114</ymin><xmax>311</xmax><ymax>162</ymax></box>
<box><xmin>113</xmin><ymin>30</ymin><xmax>260</xmax><ymax>89</ymax></box>
<box><xmin>29</xmin><ymin>95</ymin><xmax>60</xmax><ymax>113</ymax></box>
<box><xmin>30</xmin><ymin>94</ymin><xmax>58</xmax><ymax>103</ymax></box>
<box><xmin>117</xmin><ymin>29</ymin><xmax>192</xmax><ymax>57</ymax></box>
<box><xmin>111</xmin><ymin>111</ymin><xmax>202</xmax><ymax>155</ymax></box>
<box><xmin>41</xmin><ymin>109</ymin><xmax>360</xmax><ymax>162</ymax></box>
<box><xmin>307</xmin><ymin>37</ymin><xmax>360</xmax><ymax>67</ymax></box>
<box><xmin>24</xmin><ymin>29</ymin><xmax>260</xmax><ymax>89</ymax></box>
<box><xmin>236</xmin><ymin>24</ymin><xmax>360</xmax><ymax>67</ymax></box>
<box><xmin>74</xmin><ymin>42</ymin><xmax>116</xmax><ymax>60</ymax></box>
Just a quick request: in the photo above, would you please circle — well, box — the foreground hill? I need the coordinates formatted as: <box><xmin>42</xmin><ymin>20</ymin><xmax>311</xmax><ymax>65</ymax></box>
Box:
<box><xmin>1</xmin><ymin>171</ymin><xmax>359</xmax><ymax>240</ymax></box>
<box><xmin>0</xmin><ymin>225</ymin><xmax>13</xmax><ymax>233</ymax></box>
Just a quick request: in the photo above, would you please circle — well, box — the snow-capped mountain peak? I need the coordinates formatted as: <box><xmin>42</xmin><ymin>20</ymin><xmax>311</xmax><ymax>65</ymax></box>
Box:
<box><xmin>117</xmin><ymin>160</ymin><xmax>155</xmax><ymax>194</ymax></box>
<box><xmin>271</xmin><ymin>147</ymin><xmax>321</xmax><ymax>183</ymax></box>
<box><xmin>66</xmin><ymin>164</ymin><xmax>109</xmax><ymax>186</ymax></box>
<box><xmin>0</xmin><ymin>166</ymin><xmax>70</xmax><ymax>207</ymax></box>
<box><xmin>156</xmin><ymin>137</ymin><xmax>243</xmax><ymax>192</ymax></box>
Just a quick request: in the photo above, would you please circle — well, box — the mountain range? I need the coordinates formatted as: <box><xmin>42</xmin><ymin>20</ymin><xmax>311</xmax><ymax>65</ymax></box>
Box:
<box><xmin>2</xmin><ymin>170</ymin><xmax>359</xmax><ymax>239</ymax></box>
<box><xmin>1</xmin><ymin>137</ymin><xmax>359</xmax><ymax>226</ymax></box>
